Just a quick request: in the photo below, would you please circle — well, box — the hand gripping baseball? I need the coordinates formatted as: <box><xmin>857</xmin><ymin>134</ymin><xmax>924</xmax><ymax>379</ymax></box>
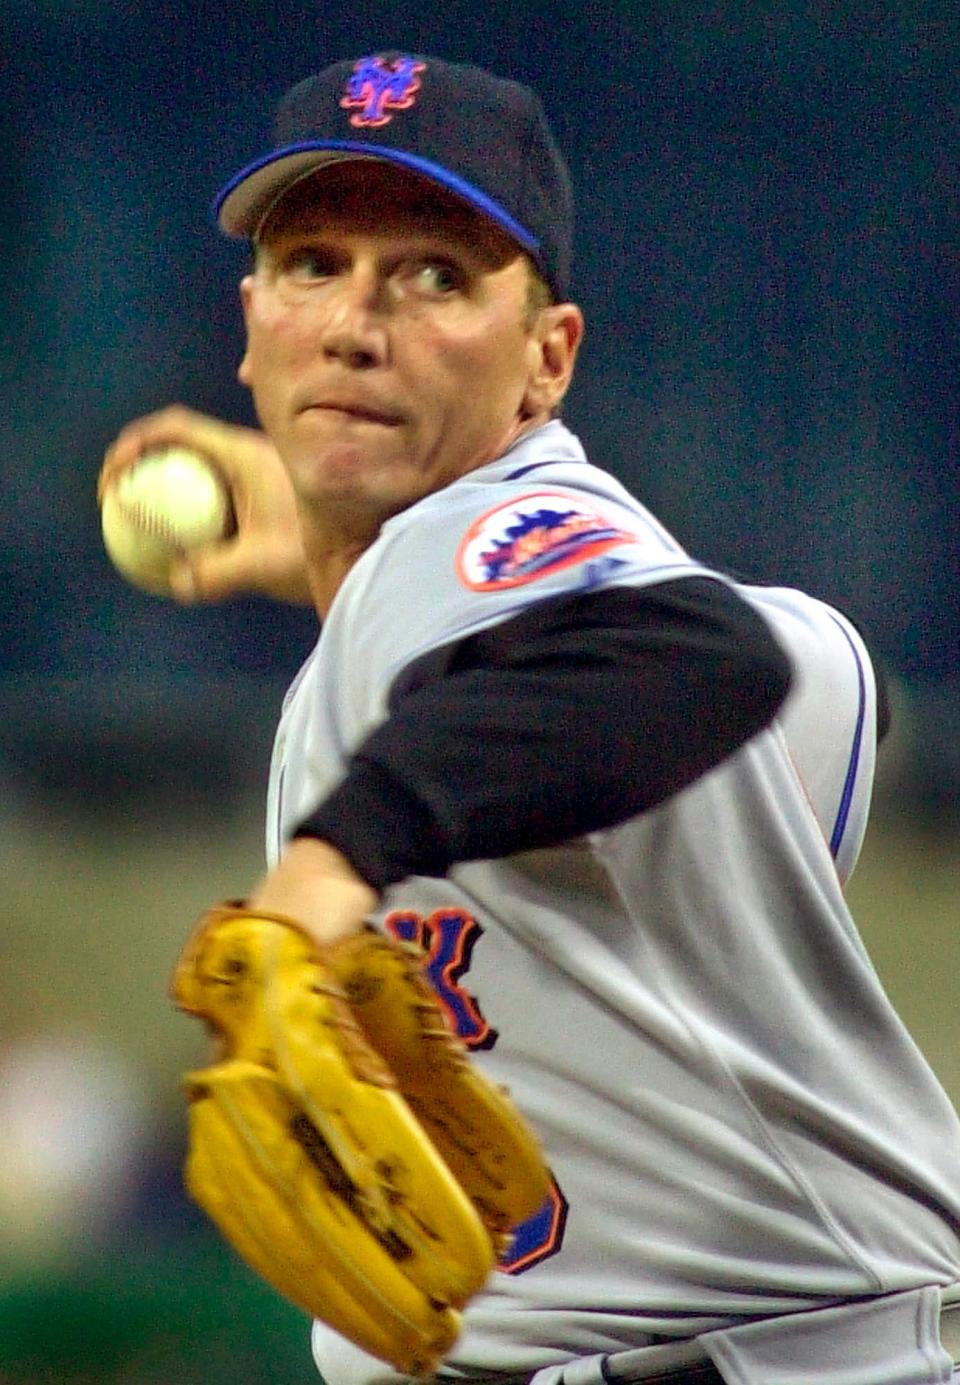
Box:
<box><xmin>99</xmin><ymin>407</ymin><xmax>311</xmax><ymax>605</ymax></box>
<box><xmin>171</xmin><ymin>906</ymin><xmax>551</xmax><ymax>1376</ymax></box>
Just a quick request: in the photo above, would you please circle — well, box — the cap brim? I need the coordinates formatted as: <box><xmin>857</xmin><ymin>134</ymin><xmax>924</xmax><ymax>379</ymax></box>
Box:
<box><xmin>214</xmin><ymin>140</ymin><xmax>540</xmax><ymax>255</ymax></box>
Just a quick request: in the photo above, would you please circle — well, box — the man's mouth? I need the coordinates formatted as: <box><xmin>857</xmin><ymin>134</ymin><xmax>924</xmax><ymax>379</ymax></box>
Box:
<box><xmin>304</xmin><ymin>401</ymin><xmax>403</xmax><ymax>426</ymax></box>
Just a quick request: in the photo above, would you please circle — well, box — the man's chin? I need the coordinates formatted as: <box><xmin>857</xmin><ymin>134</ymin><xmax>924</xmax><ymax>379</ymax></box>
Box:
<box><xmin>292</xmin><ymin>449</ymin><xmax>427</xmax><ymax>528</ymax></box>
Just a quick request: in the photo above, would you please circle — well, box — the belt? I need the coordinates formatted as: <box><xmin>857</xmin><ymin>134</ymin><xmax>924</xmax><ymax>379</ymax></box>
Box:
<box><xmin>606</xmin><ymin>1352</ymin><xmax>723</xmax><ymax>1385</ymax></box>
<box><xmin>600</xmin><ymin>1297</ymin><xmax>960</xmax><ymax>1384</ymax></box>
<box><xmin>456</xmin><ymin>1296</ymin><xmax>960</xmax><ymax>1385</ymax></box>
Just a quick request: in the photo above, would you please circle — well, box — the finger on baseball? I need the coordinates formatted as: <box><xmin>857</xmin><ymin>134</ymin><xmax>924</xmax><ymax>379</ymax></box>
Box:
<box><xmin>98</xmin><ymin>405</ymin><xmax>250</xmax><ymax>502</ymax></box>
<box><xmin>171</xmin><ymin>538</ymin><xmax>313</xmax><ymax>607</ymax></box>
<box><xmin>168</xmin><ymin>557</ymin><xmax>201</xmax><ymax>604</ymax></box>
<box><xmin>170</xmin><ymin>544</ymin><xmax>252</xmax><ymax>605</ymax></box>
<box><xmin>98</xmin><ymin>407</ymin><xmax>197</xmax><ymax>501</ymax></box>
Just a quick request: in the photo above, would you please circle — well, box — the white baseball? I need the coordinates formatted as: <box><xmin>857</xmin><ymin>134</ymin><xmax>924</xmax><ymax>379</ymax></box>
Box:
<box><xmin>101</xmin><ymin>448</ymin><xmax>234</xmax><ymax>595</ymax></box>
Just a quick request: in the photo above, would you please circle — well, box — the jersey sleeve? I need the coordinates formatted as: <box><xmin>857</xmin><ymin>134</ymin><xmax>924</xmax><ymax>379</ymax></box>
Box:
<box><xmin>742</xmin><ymin>585</ymin><xmax>878</xmax><ymax>885</ymax></box>
<box><xmin>295</xmin><ymin>578</ymin><xmax>791</xmax><ymax>889</ymax></box>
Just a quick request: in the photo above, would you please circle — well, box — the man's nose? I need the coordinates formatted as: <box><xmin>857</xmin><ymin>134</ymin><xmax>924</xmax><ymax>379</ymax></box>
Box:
<box><xmin>319</xmin><ymin>268</ymin><xmax>388</xmax><ymax>369</ymax></box>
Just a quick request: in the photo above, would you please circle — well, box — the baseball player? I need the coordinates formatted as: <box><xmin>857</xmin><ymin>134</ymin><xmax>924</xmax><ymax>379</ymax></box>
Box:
<box><xmin>103</xmin><ymin>53</ymin><xmax>960</xmax><ymax>1385</ymax></box>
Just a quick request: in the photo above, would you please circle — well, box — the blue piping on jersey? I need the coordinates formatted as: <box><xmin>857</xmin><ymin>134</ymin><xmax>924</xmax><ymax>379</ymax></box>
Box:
<box><xmin>505</xmin><ymin>459</ymin><xmax>585</xmax><ymax>481</ymax></box>
<box><xmin>828</xmin><ymin>615</ymin><xmax>867</xmax><ymax>859</ymax></box>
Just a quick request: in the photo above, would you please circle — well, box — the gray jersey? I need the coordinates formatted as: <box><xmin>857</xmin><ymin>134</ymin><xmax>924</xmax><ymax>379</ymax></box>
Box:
<box><xmin>265</xmin><ymin>421</ymin><xmax>960</xmax><ymax>1383</ymax></box>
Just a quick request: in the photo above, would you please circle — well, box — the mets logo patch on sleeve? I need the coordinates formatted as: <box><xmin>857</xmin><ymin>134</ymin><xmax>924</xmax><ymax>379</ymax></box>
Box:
<box><xmin>456</xmin><ymin>491</ymin><xmax>634</xmax><ymax>591</ymax></box>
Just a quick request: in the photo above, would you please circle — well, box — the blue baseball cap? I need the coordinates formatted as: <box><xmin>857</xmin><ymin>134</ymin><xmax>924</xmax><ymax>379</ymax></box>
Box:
<box><xmin>214</xmin><ymin>52</ymin><xmax>574</xmax><ymax>299</ymax></box>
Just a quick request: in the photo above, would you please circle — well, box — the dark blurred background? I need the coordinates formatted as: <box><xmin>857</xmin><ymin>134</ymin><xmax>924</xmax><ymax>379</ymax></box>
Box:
<box><xmin>1</xmin><ymin>3</ymin><xmax>957</xmax><ymax>1381</ymax></box>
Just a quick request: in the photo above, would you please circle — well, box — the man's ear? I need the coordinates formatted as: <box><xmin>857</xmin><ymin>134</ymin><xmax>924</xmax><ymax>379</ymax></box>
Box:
<box><xmin>522</xmin><ymin>303</ymin><xmax>584</xmax><ymax>417</ymax></box>
<box><xmin>237</xmin><ymin>275</ymin><xmax>254</xmax><ymax>387</ymax></box>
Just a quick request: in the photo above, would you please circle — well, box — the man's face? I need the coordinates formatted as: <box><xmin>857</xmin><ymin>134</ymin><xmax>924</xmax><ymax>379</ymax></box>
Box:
<box><xmin>238</xmin><ymin>162</ymin><xmax>579</xmax><ymax>534</ymax></box>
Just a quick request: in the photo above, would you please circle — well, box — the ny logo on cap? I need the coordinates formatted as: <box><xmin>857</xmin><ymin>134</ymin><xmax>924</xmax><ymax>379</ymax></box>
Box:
<box><xmin>340</xmin><ymin>55</ymin><xmax>426</xmax><ymax>128</ymax></box>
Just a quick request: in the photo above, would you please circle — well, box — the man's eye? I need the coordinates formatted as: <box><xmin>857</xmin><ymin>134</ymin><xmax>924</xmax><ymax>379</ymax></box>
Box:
<box><xmin>282</xmin><ymin>249</ymin><xmax>335</xmax><ymax>279</ymax></box>
<box><xmin>410</xmin><ymin>261</ymin><xmax>462</xmax><ymax>294</ymax></box>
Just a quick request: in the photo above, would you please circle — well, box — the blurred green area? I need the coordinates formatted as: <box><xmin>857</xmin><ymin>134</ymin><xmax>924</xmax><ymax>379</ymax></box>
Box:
<box><xmin>0</xmin><ymin>785</ymin><xmax>321</xmax><ymax>1382</ymax></box>
<box><xmin>0</xmin><ymin>1238</ymin><xmax>313</xmax><ymax>1384</ymax></box>
<box><xmin>0</xmin><ymin>687</ymin><xmax>957</xmax><ymax>1383</ymax></box>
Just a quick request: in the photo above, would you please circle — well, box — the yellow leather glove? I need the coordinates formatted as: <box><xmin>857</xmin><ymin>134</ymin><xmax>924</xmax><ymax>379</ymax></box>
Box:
<box><xmin>171</xmin><ymin>905</ymin><xmax>550</xmax><ymax>1377</ymax></box>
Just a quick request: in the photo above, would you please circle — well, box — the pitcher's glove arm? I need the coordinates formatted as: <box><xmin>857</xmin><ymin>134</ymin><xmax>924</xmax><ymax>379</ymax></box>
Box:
<box><xmin>170</xmin><ymin>905</ymin><xmax>550</xmax><ymax>1377</ymax></box>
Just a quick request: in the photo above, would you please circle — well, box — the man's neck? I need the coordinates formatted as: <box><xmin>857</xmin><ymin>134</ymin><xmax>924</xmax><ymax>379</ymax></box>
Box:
<box><xmin>297</xmin><ymin>504</ymin><xmax>376</xmax><ymax>619</ymax></box>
